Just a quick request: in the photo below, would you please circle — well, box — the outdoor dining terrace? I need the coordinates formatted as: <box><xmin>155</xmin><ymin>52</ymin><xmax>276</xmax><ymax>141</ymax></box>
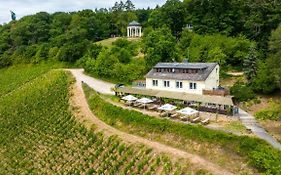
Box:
<box><xmin>120</xmin><ymin>95</ymin><xmax>210</xmax><ymax>125</ymax></box>
<box><xmin>115</xmin><ymin>86</ymin><xmax>236</xmax><ymax>116</ymax></box>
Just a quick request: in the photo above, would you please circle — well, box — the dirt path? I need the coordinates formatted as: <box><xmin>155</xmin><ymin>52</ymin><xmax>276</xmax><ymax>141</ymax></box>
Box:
<box><xmin>238</xmin><ymin>109</ymin><xmax>281</xmax><ymax>150</ymax></box>
<box><xmin>68</xmin><ymin>69</ymin><xmax>115</xmax><ymax>95</ymax></box>
<box><xmin>69</xmin><ymin>75</ymin><xmax>234</xmax><ymax>175</ymax></box>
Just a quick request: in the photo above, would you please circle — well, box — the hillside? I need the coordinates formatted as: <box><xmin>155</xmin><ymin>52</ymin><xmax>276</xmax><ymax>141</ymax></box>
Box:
<box><xmin>95</xmin><ymin>37</ymin><xmax>141</xmax><ymax>47</ymax></box>
<box><xmin>0</xmin><ymin>65</ymin><xmax>199</xmax><ymax>174</ymax></box>
<box><xmin>0</xmin><ymin>0</ymin><xmax>281</xmax><ymax>173</ymax></box>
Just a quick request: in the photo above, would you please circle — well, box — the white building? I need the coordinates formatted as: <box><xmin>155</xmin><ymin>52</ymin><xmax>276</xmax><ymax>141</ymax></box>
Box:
<box><xmin>145</xmin><ymin>62</ymin><xmax>219</xmax><ymax>95</ymax></box>
<box><xmin>127</xmin><ymin>21</ymin><xmax>142</xmax><ymax>37</ymax></box>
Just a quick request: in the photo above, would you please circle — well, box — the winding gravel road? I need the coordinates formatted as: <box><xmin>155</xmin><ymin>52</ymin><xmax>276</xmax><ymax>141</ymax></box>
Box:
<box><xmin>238</xmin><ymin>109</ymin><xmax>281</xmax><ymax>150</ymax></box>
<box><xmin>68</xmin><ymin>69</ymin><xmax>115</xmax><ymax>95</ymax></box>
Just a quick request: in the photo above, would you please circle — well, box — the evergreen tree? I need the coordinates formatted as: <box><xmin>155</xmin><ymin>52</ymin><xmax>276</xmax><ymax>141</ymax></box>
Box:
<box><xmin>243</xmin><ymin>45</ymin><xmax>258</xmax><ymax>83</ymax></box>
<box><xmin>118</xmin><ymin>1</ymin><xmax>125</xmax><ymax>11</ymax></box>
<box><xmin>124</xmin><ymin>0</ymin><xmax>135</xmax><ymax>11</ymax></box>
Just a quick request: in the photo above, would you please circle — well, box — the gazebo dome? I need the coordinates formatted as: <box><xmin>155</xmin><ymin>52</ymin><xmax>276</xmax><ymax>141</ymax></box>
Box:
<box><xmin>128</xmin><ymin>21</ymin><xmax>141</xmax><ymax>27</ymax></box>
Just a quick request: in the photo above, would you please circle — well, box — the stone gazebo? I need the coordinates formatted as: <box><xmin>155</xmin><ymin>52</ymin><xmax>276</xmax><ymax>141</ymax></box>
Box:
<box><xmin>127</xmin><ymin>21</ymin><xmax>142</xmax><ymax>38</ymax></box>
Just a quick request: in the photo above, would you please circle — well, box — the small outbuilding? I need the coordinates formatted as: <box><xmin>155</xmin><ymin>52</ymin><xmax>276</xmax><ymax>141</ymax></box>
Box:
<box><xmin>127</xmin><ymin>21</ymin><xmax>142</xmax><ymax>37</ymax></box>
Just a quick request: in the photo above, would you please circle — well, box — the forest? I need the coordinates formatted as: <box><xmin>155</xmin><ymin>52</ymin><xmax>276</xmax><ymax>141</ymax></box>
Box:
<box><xmin>0</xmin><ymin>0</ymin><xmax>281</xmax><ymax>95</ymax></box>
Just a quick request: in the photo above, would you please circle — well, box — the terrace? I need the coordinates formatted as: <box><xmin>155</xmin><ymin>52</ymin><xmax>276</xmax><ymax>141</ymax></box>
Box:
<box><xmin>115</xmin><ymin>86</ymin><xmax>236</xmax><ymax>116</ymax></box>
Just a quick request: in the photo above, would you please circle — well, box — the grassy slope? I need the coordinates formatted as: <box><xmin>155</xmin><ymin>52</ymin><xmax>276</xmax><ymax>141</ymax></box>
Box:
<box><xmin>95</xmin><ymin>37</ymin><xmax>141</xmax><ymax>47</ymax></box>
<box><xmin>83</xmin><ymin>84</ymin><xmax>281</xmax><ymax>175</ymax></box>
<box><xmin>0</xmin><ymin>66</ymin><xmax>192</xmax><ymax>174</ymax></box>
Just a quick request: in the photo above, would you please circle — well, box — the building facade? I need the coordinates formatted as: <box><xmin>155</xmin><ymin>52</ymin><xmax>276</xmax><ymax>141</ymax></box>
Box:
<box><xmin>145</xmin><ymin>62</ymin><xmax>219</xmax><ymax>95</ymax></box>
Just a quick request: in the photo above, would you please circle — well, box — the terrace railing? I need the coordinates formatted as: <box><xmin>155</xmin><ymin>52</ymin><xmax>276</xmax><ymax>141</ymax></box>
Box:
<box><xmin>203</xmin><ymin>89</ymin><xmax>230</xmax><ymax>96</ymax></box>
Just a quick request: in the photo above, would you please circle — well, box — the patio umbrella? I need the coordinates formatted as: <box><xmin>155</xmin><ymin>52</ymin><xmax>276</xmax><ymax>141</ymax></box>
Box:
<box><xmin>177</xmin><ymin>107</ymin><xmax>198</xmax><ymax>116</ymax></box>
<box><xmin>158</xmin><ymin>104</ymin><xmax>177</xmax><ymax>111</ymax></box>
<box><xmin>136</xmin><ymin>97</ymin><xmax>153</xmax><ymax>109</ymax></box>
<box><xmin>122</xmin><ymin>95</ymin><xmax>138</xmax><ymax>101</ymax></box>
<box><xmin>136</xmin><ymin>97</ymin><xmax>153</xmax><ymax>104</ymax></box>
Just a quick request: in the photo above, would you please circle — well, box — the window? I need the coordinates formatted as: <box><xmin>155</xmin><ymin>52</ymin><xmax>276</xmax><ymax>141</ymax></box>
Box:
<box><xmin>176</xmin><ymin>81</ymin><xmax>183</xmax><ymax>88</ymax></box>
<box><xmin>189</xmin><ymin>82</ymin><xmax>197</xmax><ymax>89</ymax></box>
<box><xmin>164</xmin><ymin>80</ymin><xmax>170</xmax><ymax>87</ymax></box>
<box><xmin>216</xmin><ymin>68</ymin><xmax>218</xmax><ymax>73</ymax></box>
<box><xmin>152</xmin><ymin>80</ymin><xmax>158</xmax><ymax>86</ymax></box>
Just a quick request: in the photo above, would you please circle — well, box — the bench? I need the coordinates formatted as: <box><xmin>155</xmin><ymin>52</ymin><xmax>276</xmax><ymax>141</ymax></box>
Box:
<box><xmin>192</xmin><ymin>117</ymin><xmax>200</xmax><ymax>123</ymax></box>
<box><xmin>160</xmin><ymin>112</ymin><xmax>169</xmax><ymax>118</ymax></box>
<box><xmin>133</xmin><ymin>103</ymin><xmax>141</xmax><ymax>107</ymax></box>
<box><xmin>125</xmin><ymin>101</ymin><xmax>133</xmax><ymax>106</ymax></box>
<box><xmin>170</xmin><ymin>113</ymin><xmax>179</xmax><ymax>119</ymax></box>
<box><xmin>180</xmin><ymin>116</ymin><xmax>188</xmax><ymax>121</ymax></box>
<box><xmin>138</xmin><ymin>104</ymin><xmax>146</xmax><ymax>108</ymax></box>
<box><xmin>148</xmin><ymin>105</ymin><xmax>158</xmax><ymax>111</ymax></box>
<box><xmin>201</xmin><ymin>118</ymin><xmax>210</xmax><ymax>125</ymax></box>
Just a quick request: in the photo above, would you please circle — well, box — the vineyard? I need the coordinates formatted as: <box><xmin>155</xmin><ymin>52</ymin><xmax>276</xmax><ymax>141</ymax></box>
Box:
<box><xmin>0</xmin><ymin>67</ymin><xmax>194</xmax><ymax>174</ymax></box>
<box><xmin>0</xmin><ymin>62</ymin><xmax>63</xmax><ymax>97</ymax></box>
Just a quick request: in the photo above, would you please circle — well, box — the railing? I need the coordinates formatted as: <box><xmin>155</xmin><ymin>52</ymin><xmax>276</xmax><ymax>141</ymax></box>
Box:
<box><xmin>132</xmin><ymin>80</ymin><xmax>146</xmax><ymax>88</ymax></box>
<box><xmin>203</xmin><ymin>89</ymin><xmax>230</xmax><ymax>96</ymax></box>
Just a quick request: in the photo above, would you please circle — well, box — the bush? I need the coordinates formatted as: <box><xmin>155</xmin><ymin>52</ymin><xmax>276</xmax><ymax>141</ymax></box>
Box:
<box><xmin>255</xmin><ymin>102</ymin><xmax>281</xmax><ymax>120</ymax></box>
<box><xmin>230</xmin><ymin>81</ymin><xmax>256</xmax><ymax>102</ymax></box>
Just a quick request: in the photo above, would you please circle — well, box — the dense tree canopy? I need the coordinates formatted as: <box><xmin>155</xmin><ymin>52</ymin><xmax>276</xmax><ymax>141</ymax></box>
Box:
<box><xmin>0</xmin><ymin>0</ymin><xmax>280</xmax><ymax>93</ymax></box>
<box><xmin>143</xmin><ymin>27</ymin><xmax>180</xmax><ymax>68</ymax></box>
<box><xmin>178</xmin><ymin>30</ymin><xmax>254</xmax><ymax>67</ymax></box>
<box><xmin>267</xmin><ymin>24</ymin><xmax>281</xmax><ymax>90</ymax></box>
<box><xmin>148</xmin><ymin>0</ymin><xmax>186</xmax><ymax>37</ymax></box>
<box><xmin>186</xmin><ymin>0</ymin><xmax>281</xmax><ymax>53</ymax></box>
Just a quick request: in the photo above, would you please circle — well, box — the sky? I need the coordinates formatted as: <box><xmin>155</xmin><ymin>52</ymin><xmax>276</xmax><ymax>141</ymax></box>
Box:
<box><xmin>0</xmin><ymin>0</ymin><xmax>165</xmax><ymax>24</ymax></box>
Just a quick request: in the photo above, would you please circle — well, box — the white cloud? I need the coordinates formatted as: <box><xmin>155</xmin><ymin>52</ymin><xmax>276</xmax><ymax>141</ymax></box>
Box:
<box><xmin>0</xmin><ymin>0</ymin><xmax>165</xmax><ymax>24</ymax></box>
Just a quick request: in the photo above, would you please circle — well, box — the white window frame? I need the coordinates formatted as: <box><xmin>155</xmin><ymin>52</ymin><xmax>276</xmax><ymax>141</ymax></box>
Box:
<box><xmin>152</xmin><ymin>79</ymin><xmax>158</xmax><ymax>86</ymax></box>
<box><xmin>176</xmin><ymin>81</ymin><xmax>183</xmax><ymax>89</ymax></box>
<box><xmin>189</xmin><ymin>82</ymin><xmax>197</xmax><ymax>89</ymax></box>
<box><xmin>164</xmin><ymin>80</ymin><xmax>170</xmax><ymax>87</ymax></box>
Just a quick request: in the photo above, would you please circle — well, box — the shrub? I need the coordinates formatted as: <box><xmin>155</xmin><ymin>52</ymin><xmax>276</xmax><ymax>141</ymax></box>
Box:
<box><xmin>255</xmin><ymin>102</ymin><xmax>281</xmax><ymax>120</ymax></box>
<box><xmin>230</xmin><ymin>81</ymin><xmax>256</xmax><ymax>102</ymax></box>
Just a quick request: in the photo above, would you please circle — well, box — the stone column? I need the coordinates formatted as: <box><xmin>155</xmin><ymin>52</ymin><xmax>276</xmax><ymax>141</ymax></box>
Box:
<box><xmin>139</xmin><ymin>27</ymin><xmax>142</xmax><ymax>37</ymax></box>
<box><xmin>127</xmin><ymin>27</ymin><xmax>129</xmax><ymax>37</ymax></box>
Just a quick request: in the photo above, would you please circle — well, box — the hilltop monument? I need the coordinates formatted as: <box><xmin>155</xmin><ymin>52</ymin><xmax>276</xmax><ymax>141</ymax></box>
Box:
<box><xmin>10</xmin><ymin>11</ymin><xmax>16</xmax><ymax>21</ymax></box>
<box><xmin>127</xmin><ymin>21</ymin><xmax>142</xmax><ymax>37</ymax></box>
